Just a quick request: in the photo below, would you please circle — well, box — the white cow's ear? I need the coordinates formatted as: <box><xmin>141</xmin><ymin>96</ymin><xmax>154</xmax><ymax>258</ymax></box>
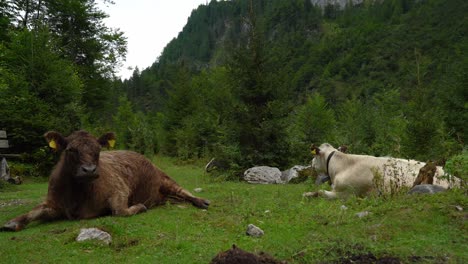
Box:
<box><xmin>310</xmin><ymin>144</ymin><xmax>320</xmax><ymax>155</ymax></box>
<box><xmin>338</xmin><ymin>145</ymin><xmax>348</xmax><ymax>153</ymax></box>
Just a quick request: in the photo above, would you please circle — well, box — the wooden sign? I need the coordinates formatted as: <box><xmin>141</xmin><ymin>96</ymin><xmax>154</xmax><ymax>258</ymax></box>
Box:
<box><xmin>0</xmin><ymin>140</ymin><xmax>8</xmax><ymax>148</ymax></box>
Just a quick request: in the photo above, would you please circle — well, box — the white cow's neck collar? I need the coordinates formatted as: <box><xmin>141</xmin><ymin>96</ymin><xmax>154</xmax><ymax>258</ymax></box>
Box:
<box><xmin>326</xmin><ymin>151</ymin><xmax>336</xmax><ymax>175</ymax></box>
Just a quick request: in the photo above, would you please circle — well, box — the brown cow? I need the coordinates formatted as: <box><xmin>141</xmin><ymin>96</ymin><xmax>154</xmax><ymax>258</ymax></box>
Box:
<box><xmin>1</xmin><ymin>130</ymin><xmax>210</xmax><ymax>231</ymax></box>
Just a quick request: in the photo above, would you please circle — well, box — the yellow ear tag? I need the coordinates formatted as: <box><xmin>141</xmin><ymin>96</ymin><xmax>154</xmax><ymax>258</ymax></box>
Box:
<box><xmin>108</xmin><ymin>139</ymin><xmax>116</xmax><ymax>148</ymax></box>
<box><xmin>311</xmin><ymin>149</ymin><xmax>316</xmax><ymax>155</ymax></box>
<box><xmin>49</xmin><ymin>140</ymin><xmax>57</xmax><ymax>149</ymax></box>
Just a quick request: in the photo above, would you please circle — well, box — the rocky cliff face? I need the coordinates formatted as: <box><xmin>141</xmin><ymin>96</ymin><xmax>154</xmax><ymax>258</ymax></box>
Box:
<box><xmin>310</xmin><ymin>0</ymin><xmax>365</xmax><ymax>9</ymax></box>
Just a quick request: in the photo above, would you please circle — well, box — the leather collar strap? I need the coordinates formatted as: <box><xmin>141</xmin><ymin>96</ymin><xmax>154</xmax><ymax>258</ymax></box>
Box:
<box><xmin>326</xmin><ymin>151</ymin><xmax>336</xmax><ymax>175</ymax></box>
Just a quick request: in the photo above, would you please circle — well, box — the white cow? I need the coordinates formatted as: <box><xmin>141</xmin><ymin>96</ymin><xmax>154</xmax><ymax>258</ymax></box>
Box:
<box><xmin>310</xmin><ymin>143</ymin><xmax>461</xmax><ymax>199</ymax></box>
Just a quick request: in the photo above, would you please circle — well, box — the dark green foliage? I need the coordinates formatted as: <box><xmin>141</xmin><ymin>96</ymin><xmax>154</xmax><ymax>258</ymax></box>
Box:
<box><xmin>2</xmin><ymin>0</ymin><xmax>466</xmax><ymax>179</ymax></box>
<box><xmin>111</xmin><ymin>96</ymin><xmax>157</xmax><ymax>157</ymax></box>
<box><xmin>0</xmin><ymin>0</ymin><xmax>126</xmax><ymax>161</ymax></box>
<box><xmin>0</xmin><ymin>29</ymin><xmax>83</xmax><ymax>153</ymax></box>
<box><xmin>118</xmin><ymin>0</ymin><xmax>467</xmax><ymax>177</ymax></box>
<box><xmin>444</xmin><ymin>151</ymin><xmax>468</xmax><ymax>181</ymax></box>
<box><xmin>288</xmin><ymin>93</ymin><xmax>337</xmax><ymax>163</ymax></box>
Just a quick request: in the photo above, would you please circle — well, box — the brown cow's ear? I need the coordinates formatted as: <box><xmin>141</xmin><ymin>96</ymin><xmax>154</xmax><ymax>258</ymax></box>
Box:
<box><xmin>44</xmin><ymin>131</ymin><xmax>67</xmax><ymax>152</ymax></box>
<box><xmin>98</xmin><ymin>132</ymin><xmax>116</xmax><ymax>149</ymax></box>
<box><xmin>310</xmin><ymin>144</ymin><xmax>320</xmax><ymax>156</ymax></box>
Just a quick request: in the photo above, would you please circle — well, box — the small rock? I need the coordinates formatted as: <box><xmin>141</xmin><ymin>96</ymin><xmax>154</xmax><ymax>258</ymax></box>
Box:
<box><xmin>340</xmin><ymin>205</ymin><xmax>348</xmax><ymax>210</ymax></box>
<box><xmin>194</xmin><ymin>188</ymin><xmax>203</xmax><ymax>193</ymax></box>
<box><xmin>356</xmin><ymin>211</ymin><xmax>371</xmax><ymax>218</ymax></box>
<box><xmin>264</xmin><ymin>210</ymin><xmax>271</xmax><ymax>214</ymax></box>
<box><xmin>76</xmin><ymin>228</ymin><xmax>112</xmax><ymax>245</ymax></box>
<box><xmin>455</xmin><ymin>205</ymin><xmax>463</xmax><ymax>211</ymax></box>
<box><xmin>246</xmin><ymin>224</ymin><xmax>264</xmax><ymax>237</ymax></box>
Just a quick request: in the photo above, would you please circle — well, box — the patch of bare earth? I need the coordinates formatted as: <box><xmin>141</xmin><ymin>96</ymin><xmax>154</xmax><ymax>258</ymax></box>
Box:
<box><xmin>211</xmin><ymin>245</ymin><xmax>287</xmax><ymax>264</ymax></box>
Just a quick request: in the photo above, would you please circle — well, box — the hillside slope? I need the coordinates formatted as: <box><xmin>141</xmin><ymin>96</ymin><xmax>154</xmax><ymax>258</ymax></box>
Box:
<box><xmin>118</xmin><ymin>0</ymin><xmax>467</xmax><ymax>167</ymax></box>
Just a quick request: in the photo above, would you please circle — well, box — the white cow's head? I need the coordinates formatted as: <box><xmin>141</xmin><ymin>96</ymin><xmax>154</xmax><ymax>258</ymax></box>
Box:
<box><xmin>311</xmin><ymin>143</ymin><xmax>338</xmax><ymax>174</ymax></box>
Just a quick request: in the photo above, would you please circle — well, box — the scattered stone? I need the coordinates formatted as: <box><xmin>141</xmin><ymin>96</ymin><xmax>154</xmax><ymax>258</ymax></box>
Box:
<box><xmin>194</xmin><ymin>188</ymin><xmax>203</xmax><ymax>193</ymax></box>
<box><xmin>264</xmin><ymin>210</ymin><xmax>271</xmax><ymax>214</ymax></box>
<box><xmin>356</xmin><ymin>211</ymin><xmax>371</xmax><ymax>218</ymax></box>
<box><xmin>210</xmin><ymin>244</ymin><xmax>286</xmax><ymax>264</ymax></box>
<box><xmin>246</xmin><ymin>224</ymin><xmax>264</xmax><ymax>237</ymax></box>
<box><xmin>408</xmin><ymin>184</ymin><xmax>446</xmax><ymax>195</ymax></box>
<box><xmin>340</xmin><ymin>205</ymin><xmax>348</xmax><ymax>211</ymax></box>
<box><xmin>244</xmin><ymin>166</ymin><xmax>283</xmax><ymax>184</ymax></box>
<box><xmin>76</xmin><ymin>228</ymin><xmax>112</xmax><ymax>245</ymax></box>
<box><xmin>455</xmin><ymin>205</ymin><xmax>463</xmax><ymax>211</ymax></box>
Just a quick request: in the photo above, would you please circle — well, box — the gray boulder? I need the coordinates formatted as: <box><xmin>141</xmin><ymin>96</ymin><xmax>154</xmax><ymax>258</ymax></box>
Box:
<box><xmin>244</xmin><ymin>166</ymin><xmax>283</xmax><ymax>184</ymax></box>
<box><xmin>281</xmin><ymin>165</ymin><xmax>309</xmax><ymax>183</ymax></box>
<box><xmin>408</xmin><ymin>184</ymin><xmax>447</xmax><ymax>195</ymax></box>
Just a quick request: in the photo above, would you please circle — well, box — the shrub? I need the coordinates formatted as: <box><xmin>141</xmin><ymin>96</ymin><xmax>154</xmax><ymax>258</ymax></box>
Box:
<box><xmin>444</xmin><ymin>151</ymin><xmax>468</xmax><ymax>182</ymax></box>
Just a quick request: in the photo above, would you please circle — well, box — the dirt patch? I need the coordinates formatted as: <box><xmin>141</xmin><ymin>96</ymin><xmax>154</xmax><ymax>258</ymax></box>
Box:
<box><xmin>48</xmin><ymin>228</ymin><xmax>67</xmax><ymax>234</ymax></box>
<box><xmin>113</xmin><ymin>239</ymin><xmax>139</xmax><ymax>252</ymax></box>
<box><xmin>211</xmin><ymin>244</ymin><xmax>286</xmax><ymax>264</ymax></box>
<box><xmin>338</xmin><ymin>253</ymin><xmax>401</xmax><ymax>263</ymax></box>
<box><xmin>337</xmin><ymin>253</ymin><xmax>450</xmax><ymax>263</ymax></box>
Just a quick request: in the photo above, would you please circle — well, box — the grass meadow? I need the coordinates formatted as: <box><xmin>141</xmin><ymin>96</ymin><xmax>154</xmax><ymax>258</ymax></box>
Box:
<box><xmin>0</xmin><ymin>156</ymin><xmax>467</xmax><ymax>263</ymax></box>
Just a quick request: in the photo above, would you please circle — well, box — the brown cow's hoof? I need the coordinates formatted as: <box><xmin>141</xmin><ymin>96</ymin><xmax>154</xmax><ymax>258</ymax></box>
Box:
<box><xmin>193</xmin><ymin>199</ymin><xmax>210</xmax><ymax>209</ymax></box>
<box><xmin>303</xmin><ymin>191</ymin><xmax>320</xmax><ymax>198</ymax></box>
<box><xmin>134</xmin><ymin>204</ymin><xmax>147</xmax><ymax>214</ymax></box>
<box><xmin>1</xmin><ymin>221</ymin><xmax>22</xmax><ymax>232</ymax></box>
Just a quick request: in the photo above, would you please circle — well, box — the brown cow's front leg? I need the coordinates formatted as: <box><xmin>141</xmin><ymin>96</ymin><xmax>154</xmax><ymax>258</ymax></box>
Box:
<box><xmin>108</xmin><ymin>196</ymin><xmax>147</xmax><ymax>216</ymax></box>
<box><xmin>1</xmin><ymin>203</ymin><xmax>61</xmax><ymax>231</ymax></box>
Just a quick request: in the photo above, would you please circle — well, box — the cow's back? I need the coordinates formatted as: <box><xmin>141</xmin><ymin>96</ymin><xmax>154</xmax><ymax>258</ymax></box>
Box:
<box><xmin>97</xmin><ymin>151</ymin><xmax>166</xmax><ymax>208</ymax></box>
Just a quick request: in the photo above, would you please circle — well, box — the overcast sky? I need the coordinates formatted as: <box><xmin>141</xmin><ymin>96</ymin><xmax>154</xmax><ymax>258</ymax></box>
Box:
<box><xmin>98</xmin><ymin>0</ymin><xmax>208</xmax><ymax>80</ymax></box>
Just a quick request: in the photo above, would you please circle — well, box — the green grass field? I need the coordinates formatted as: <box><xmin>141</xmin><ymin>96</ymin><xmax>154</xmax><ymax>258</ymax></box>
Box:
<box><xmin>1</xmin><ymin>156</ymin><xmax>467</xmax><ymax>263</ymax></box>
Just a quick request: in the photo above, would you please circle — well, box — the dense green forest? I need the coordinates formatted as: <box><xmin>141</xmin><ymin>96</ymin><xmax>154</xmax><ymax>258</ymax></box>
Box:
<box><xmin>1</xmin><ymin>0</ymin><xmax>467</xmax><ymax>178</ymax></box>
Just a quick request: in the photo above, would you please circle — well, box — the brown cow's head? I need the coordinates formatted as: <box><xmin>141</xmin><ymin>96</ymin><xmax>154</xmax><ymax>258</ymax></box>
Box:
<box><xmin>44</xmin><ymin>130</ymin><xmax>116</xmax><ymax>181</ymax></box>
